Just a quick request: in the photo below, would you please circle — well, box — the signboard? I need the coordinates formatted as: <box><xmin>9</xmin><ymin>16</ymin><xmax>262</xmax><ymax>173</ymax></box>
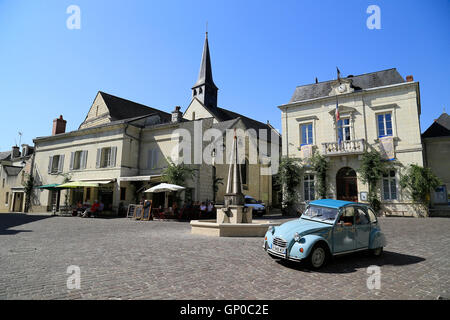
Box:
<box><xmin>142</xmin><ymin>200</ymin><xmax>152</xmax><ymax>221</ymax></box>
<box><xmin>134</xmin><ymin>205</ymin><xmax>143</xmax><ymax>220</ymax></box>
<box><xmin>127</xmin><ymin>204</ymin><xmax>136</xmax><ymax>218</ymax></box>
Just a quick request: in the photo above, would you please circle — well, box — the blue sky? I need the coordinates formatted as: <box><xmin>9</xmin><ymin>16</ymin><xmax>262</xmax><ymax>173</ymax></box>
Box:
<box><xmin>0</xmin><ymin>0</ymin><xmax>449</xmax><ymax>151</ymax></box>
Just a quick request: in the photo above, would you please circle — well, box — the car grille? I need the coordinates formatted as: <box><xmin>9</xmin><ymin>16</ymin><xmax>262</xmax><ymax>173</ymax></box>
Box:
<box><xmin>273</xmin><ymin>237</ymin><xmax>287</xmax><ymax>248</ymax></box>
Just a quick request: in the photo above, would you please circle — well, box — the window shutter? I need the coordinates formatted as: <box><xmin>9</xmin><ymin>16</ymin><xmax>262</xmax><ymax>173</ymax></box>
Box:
<box><xmin>147</xmin><ymin>149</ymin><xmax>153</xmax><ymax>169</ymax></box>
<box><xmin>48</xmin><ymin>156</ymin><xmax>53</xmax><ymax>174</ymax></box>
<box><xmin>153</xmin><ymin>150</ymin><xmax>158</xmax><ymax>169</ymax></box>
<box><xmin>96</xmin><ymin>149</ymin><xmax>101</xmax><ymax>168</ymax></box>
<box><xmin>58</xmin><ymin>155</ymin><xmax>65</xmax><ymax>173</ymax></box>
<box><xmin>69</xmin><ymin>152</ymin><xmax>75</xmax><ymax>171</ymax></box>
<box><xmin>82</xmin><ymin>151</ymin><xmax>88</xmax><ymax>169</ymax></box>
<box><xmin>110</xmin><ymin>147</ymin><xmax>117</xmax><ymax>167</ymax></box>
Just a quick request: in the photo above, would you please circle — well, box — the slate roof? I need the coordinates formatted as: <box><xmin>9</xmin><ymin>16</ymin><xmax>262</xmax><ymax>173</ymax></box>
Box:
<box><xmin>99</xmin><ymin>91</ymin><xmax>172</xmax><ymax>122</ymax></box>
<box><xmin>289</xmin><ymin>68</ymin><xmax>405</xmax><ymax>103</ymax></box>
<box><xmin>3</xmin><ymin>165</ymin><xmax>23</xmax><ymax>176</ymax></box>
<box><xmin>199</xmin><ymin>100</ymin><xmax>272</xmax><ymax>133</ymax></box>
<box><xmin>422</xmin><ymin>113</ymin><xmax>450</xmax><ymax>138</ymax></box>
<box><xmin>0</xmin><ymin>151</ymin><xmax>11</xmax><ymax>161</ymax></box>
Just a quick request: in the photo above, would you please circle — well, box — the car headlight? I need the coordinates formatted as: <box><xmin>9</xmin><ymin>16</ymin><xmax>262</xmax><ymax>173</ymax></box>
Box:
<box><xmin>294</xmin><ymin>232</ymin><xmax>300</xmax><ymax>242</ymax></box>
<box><xmin>268</xmin><ymin>226</ymin><xmax>275</xmax><ymax>234</ymax></box>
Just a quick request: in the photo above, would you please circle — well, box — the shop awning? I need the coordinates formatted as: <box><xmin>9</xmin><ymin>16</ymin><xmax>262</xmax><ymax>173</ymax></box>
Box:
<box><xmin>120</xmin><ymin>175</ymin><xmax>160</xmax><ymax>182</ymax></box>
<box><xmin>36</xmin><ymin>184</ymin><xmax>61</xmax><ymax>190</ymax></box>
<box><xmin>56</xmin><ymin>180</ymin><xmax>114</xmax><ymax>188</ymax></box>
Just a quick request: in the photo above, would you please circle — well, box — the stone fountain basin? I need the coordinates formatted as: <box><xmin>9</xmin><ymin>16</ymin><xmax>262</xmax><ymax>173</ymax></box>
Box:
<box><xmin>190</xmin><ymin>220</ymin><xmax>280</xmax><ymax>237</ymax></box>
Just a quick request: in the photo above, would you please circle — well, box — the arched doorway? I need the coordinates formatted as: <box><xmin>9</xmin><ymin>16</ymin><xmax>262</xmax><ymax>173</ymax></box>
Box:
<box><xmin>336</xmin><ymin>167</ymin><xmax>358</xmax><ymax>202</ymax></box>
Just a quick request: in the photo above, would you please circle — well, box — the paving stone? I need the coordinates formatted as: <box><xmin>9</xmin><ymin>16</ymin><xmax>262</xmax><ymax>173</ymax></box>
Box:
<box><xmin>0</xmin><ymin>214</ymin><xmax>449</xmax><ymax>299</ymax></box>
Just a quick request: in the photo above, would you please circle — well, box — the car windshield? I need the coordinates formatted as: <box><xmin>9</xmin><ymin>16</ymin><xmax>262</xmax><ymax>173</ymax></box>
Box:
<box><xmin>301</xmin><ymin>205</ymin><xmax>339</xmax><ymax>222</ymax></box>
<box><xmin>245</xmin><ymin>198</ymin><xmax>258</xmax><ymax>204</ymax></box>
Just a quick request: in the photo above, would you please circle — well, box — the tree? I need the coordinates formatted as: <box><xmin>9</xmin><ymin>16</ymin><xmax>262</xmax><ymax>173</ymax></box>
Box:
<box><xmin>22</xmin><ymin>173</ymin><xmax>35</xmax><ymax>213</ymax></box>
<box><xmin>161</xmin><ymin>159</ymin><xmax>195</xmax><ymax>186</ymax></box>
<box><xmin>310</xmin><ymin>152</ymin><xmax>329</xmax><ymax>199</ymax></box>
<box><xmin>357</xmin><ymin>150</ymin><xmax>386</xmax><ymax>212</ymax></box>
<box><xmin>276</xmin><ymin>157</ymin><xmax>303</xmax><ymax>215</ymax></box>
<box><xmin>400</xmin><ymin>164</ymin><xmax>441</xmax><ymax>212</ymax></box>
<box><xmin>58</xmin><ymin>173</ymin><xmax>72</xmax><ymax>212</ymax></box>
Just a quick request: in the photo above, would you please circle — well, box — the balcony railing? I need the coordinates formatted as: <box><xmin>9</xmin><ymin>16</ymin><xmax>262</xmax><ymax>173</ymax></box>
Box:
<box><xmin>322</xmin><ymin>139</ymin><xmax>366</xmax><ymax>156</ymax></box>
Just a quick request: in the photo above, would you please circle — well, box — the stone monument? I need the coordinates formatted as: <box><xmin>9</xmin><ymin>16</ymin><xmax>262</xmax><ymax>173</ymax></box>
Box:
<box><xmin>190</xmin><ymin>131</ymin><xmax>278</xmax><ymax>237</ymax></box>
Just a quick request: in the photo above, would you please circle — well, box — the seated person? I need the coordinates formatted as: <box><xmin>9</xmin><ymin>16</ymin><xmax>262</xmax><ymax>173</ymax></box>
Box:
<box><xmin>97</xmin><ymin>201</ymin><xmax>105</xmax><ymax>216</ymax></box>
<box><xmin>172</xmin><ymin>202</ymin><xmax>178</xmax><ymax>216</ymax></box>
<box><xmin>82</xmin><ymin>200</ymin><xmax>100</xmax><ymax>218</ymax></box>
<box><xmin>355</xmin><ymin>209</ymin><xmax>369</xmax><ymax>225</ymax></box>
<box><xmin>207</xmin><ymin>201</ymin><xmax>214</xmax><ymax>218</ymax></box>
<box><xmin>338</xmin><ymin>207</ymin><xmax>354</xmax><ymax>226</ymax></box>
<box><xmin>199</xmin><ymin>202</ymin><xmax>207</xmax><ymax>218</ymax></box>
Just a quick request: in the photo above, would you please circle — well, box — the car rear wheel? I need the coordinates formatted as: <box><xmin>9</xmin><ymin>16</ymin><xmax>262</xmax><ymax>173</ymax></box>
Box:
<box><xmin>370</xmin><ymin>247</ymin><xmax>383</xmax><ymax>257</ymax></box>
<box><xmin>308</xmin><ymin>243</ymin><xmax>328</xmax><ymax>269</ymax></box>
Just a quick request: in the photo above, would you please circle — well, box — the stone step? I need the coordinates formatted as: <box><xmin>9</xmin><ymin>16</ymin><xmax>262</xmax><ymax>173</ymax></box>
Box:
<box><xmin>429</xmin><ymin>206</ymin><xmax>450</xmax><ymax>217</ymax></box>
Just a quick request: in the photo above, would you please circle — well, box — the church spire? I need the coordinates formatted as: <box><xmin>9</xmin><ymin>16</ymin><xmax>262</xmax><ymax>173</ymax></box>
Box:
<box><xmin>192</xmin><ymin>32</ymin><xmax>218</xmax><ymax>108</ymax></box>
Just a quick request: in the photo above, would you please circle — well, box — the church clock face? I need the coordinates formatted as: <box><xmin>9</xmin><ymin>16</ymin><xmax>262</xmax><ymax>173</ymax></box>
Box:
<box><xmin>338</xmin><ymin>84</ymin><xmax>346</xmax><ymax>93</ymax></box>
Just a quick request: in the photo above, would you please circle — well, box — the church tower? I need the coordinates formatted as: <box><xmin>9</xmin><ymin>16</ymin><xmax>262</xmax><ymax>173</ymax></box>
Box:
<box><xmin>192</xmin><ymin>32</ymin><xmax>218</xmax><ymax>109</ymax></box>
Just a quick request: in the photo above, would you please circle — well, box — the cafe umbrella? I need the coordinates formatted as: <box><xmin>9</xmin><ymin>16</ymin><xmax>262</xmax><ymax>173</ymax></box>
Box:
<box><xmin>144</xmin><ymin>183</ymin><xmax>186</xmax><ymax>209</ymax></box>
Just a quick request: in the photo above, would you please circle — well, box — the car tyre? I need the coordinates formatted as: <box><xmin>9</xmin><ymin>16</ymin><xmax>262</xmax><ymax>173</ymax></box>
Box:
<box><xmin>307</xmin><ymin>243</ymin><xmax>329</xmax><ymax>269</ymax></box>
<box><xmin>370</xmin><ymin>247</ymin><xmax>383</xmax><ymax>257</ymax></box>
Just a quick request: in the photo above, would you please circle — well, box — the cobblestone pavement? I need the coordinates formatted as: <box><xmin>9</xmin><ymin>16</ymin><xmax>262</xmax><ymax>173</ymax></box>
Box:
<box><xmin>0</xmin><ymin>213</ymin><xmax>449</xmax><ymax>300</ymax></box>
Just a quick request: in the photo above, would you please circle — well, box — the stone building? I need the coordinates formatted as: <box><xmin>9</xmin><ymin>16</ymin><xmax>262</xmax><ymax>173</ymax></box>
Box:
<box><xmin>0</xmin><ymin>145</ymin><xmax>35</xmax><ymax>213</ymax></box>
<box><xmin>31</xmin><ymin>33</ymin><xmax>279</xmax><ymax>214</ymax></box>
<box><xmin>279</xmin><ymin>69</ymin><xmax>424</xmax><ymax>216</ymax></box>
<box><xmin>422</xmin><ymin>112</ymin><xmax>450</xmax><ymax>206</ymax></box>
<box><xmin>183</xmin><ymin>33</ymin><xmax>280</xmax><ymax>206</ymax></box>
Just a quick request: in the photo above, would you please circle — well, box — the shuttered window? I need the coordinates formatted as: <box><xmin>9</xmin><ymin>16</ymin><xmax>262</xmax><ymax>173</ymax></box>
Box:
<box><xmin>48</xmin><ymin>155</ymin><xmax>64</xmax><ymax>174</ymax></box>
<box><xmin>147</xmin><ymin>149</ymin><xmax>159</xmax><ymax>169</ymax></box>
<box><xmin>70</xmin><ymin>151</ymin><xmax>88</xmax><ymax>171</ymax></box>
<box><xmin>96</xmin><ymin>147</ymin><xmax>117</xmax><ymax>168</ymax></box>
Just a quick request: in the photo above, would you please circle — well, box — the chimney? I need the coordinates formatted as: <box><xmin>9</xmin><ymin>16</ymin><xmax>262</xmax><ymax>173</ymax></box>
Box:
<box><xmin>171</xmin><ymin>106</ymin><xmax>182</xmax><ymax>123</ymax></box>
<box><xmin>52</xmin><ymin>115</ymin><xmax>66</xmax><ymax>135</ymax></box>
<box><xmin>406</xmin><ymin>75</ymin><xmax>414</xmax><ymax>82</ymax></box>
<box><xmin>11</xmin><ymin>146</ymin><xmax>20</xmax><ymax>159</ymax></box>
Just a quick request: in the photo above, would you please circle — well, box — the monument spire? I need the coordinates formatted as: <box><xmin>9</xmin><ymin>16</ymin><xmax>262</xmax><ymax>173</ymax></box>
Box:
<box><xmin>224</xmin><ymin>130</ymin><xmax>244</xmax><ymax>206</ymax></box>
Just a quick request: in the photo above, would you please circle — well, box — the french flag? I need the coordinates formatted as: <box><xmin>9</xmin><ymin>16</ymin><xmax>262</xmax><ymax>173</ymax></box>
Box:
<box><xmin>336</xmin><ymin>99</ymin><xmax>340</xmax><ymax>122</ymax></box>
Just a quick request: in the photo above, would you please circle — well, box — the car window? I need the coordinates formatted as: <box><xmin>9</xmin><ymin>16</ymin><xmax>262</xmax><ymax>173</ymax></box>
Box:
<box><xmin>302</xmin><ymin>205</ymin><xmax>338</xmax><ymax>221</ymax></box>
<box><xmin>338</xmin><ymin>206</ymin><xmax>355</xmax><ymax>225</ymax></box>
<box><xmin>366</xmin><ymin>208</ymin><xmax>377</xmax><ymax>223</ymax></box>
<box><xmin>355</xmin><ymin>207</ymin><xmax>369</xmax><ymax>225</ymax></box>
<box><xmin>245</xmin><ymin>198</ymin><xmax>257</xmax><ymax>204</ymax></box>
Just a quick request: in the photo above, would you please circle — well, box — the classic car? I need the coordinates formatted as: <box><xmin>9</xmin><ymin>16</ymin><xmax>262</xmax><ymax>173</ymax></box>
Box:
<box><xmin>244</xmin><ymin>195</ymin><xmax>266</xmax><ymax>217</ymax></box>
<box><xmin>263</xmin><ymin>199</ymin><xmax>386</xmax><ymax>269</ymax></box>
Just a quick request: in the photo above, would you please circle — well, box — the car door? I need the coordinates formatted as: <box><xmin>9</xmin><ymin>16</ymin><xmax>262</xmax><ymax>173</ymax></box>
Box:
<box><xmin>333</xmin><ymin>206</ymin><xmax>356</xmax><ymax>253</ymax></box>
<box><xmin>354</xmin><ymin>206</ymin><xmax>371</xmax><ymax>249</ymax></box>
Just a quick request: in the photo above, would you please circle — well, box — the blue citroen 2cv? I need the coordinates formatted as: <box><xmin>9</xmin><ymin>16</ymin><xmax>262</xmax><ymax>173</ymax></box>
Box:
<box><xmin>264</xmin><ymin>199</ymin><xmax>386</xmax><ymax>269</ymax></box>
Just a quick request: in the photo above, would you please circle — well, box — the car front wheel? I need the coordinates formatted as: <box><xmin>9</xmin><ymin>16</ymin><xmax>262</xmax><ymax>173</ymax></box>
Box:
<box><xmin>308</xmin><ymin>243</ymin><xmax>328</xmax><ymax>269</ymax></box>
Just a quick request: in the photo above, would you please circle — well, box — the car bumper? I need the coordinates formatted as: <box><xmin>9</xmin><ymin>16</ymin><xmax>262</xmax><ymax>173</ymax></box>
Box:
<box><xmin>265</xmin><ymin>247</ymin><xmax>302</xmax><ymax>262</ymax></box>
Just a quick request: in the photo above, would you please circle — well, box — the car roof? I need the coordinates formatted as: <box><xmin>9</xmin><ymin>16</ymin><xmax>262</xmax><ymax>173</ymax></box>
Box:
<box><xmin>309</xmin><ymin>199</ymin><xmax>357</xmax><ymax>209</ymax></box>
